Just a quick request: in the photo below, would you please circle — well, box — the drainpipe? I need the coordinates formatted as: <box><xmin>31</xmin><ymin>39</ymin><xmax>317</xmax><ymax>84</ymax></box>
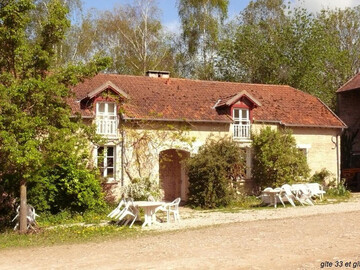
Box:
<box><xmin>121</xmin><ymin>128</ymin><xmax>125</xmax><ymax>187</ymax></box>
<box><xmin>333</xmin><ymin>128</ymin><xmax>344</xmax><ymax>185</ymax></box>
<box><xmin>336</xmin><ymin>134</ymin><xmax>340</xmax><ymax>185</ymax></box>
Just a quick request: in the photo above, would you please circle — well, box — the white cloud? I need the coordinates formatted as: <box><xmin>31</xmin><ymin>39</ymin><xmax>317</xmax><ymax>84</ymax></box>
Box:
<box><xmin>292</xmin><ymin>0</ymin><xmax>360</xmax><ymax>13</ymax></box>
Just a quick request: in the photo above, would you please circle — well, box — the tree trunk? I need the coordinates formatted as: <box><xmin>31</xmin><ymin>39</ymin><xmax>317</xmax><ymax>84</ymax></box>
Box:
<box><xmin>19</xmin><ymin>181</ymin><xmax>27</xmax><ymax>233</ymax></box>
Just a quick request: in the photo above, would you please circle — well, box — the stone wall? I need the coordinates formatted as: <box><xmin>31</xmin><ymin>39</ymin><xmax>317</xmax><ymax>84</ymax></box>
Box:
<box><xmin>292</xmin><ymin>127</ymin><xmax>340</xmax><ymax>181</ymax></box>
<box><xmin>106</xmin><ymin>121</ymin><xmax>342</xmax><ymax>198</ymax></box>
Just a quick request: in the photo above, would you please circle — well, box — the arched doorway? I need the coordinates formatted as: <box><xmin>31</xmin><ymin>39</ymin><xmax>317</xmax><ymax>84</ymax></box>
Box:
<box><xmin>159</xmin><ymin>149</ymin><xmax>190</xmax><ymax>202</ymax></box>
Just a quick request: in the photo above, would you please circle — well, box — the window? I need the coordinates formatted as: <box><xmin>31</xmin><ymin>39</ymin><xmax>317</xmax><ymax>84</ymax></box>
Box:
<box><xmin>97</xmin><ymin>146</ymin><xmax>115</xmax><ymax>180</ymax></box>
<box><xmin>96</xmin><ymin>102</ymin><xmax>117</xmax><ymax>135</ymax></box>
<box><xmin>297</xmin><ymin>144</ymin><xmax>311</xmax><ymax>160</ymax></box>
<box><xmin>233</xmin><ymin>108</ymin><xmax>250</xmax><ymax>140</ymax></box>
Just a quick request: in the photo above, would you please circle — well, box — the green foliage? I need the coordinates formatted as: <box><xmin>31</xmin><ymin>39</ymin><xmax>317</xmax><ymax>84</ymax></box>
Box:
<box><xmin>252</xmin><ymin>127</ymin><xmax>310</xmax><ymax>189</ymax></box>
<box><xmin>228</xmin><ymin>195</ymin><xmax>262</xmax><ymax>210</ymax></box>
<box><xmin>310</xmin><ymin>168</ymin><xmax>333</xmax><ymax>185</ymax></box>
<box><xmin>187</xmin><ymin>137</ymin><xmax>245</xmax><ymax>209</ymax></box>
<box><xmin>37</xmin><ymin>204</ymin><xmax>113</xmax><ymax>226</ymax></box>
<box><xmin>326</xmin><ymin>180</ymin><xmax>351</xmax><ymax>198</ymax></box>
<box><xmin>217</xmin><ymin>0</ymin><xmax>360</xmax><ymax>109</ymax></box>
<box><xmin>178</xmin><ymin>0</ymin><xmax>228</xmax><ymax>55</ymax></box>
<box><xmin>177</xmin><ymin>0</ymin><xmax>228</xmax><ymax>79</ymax></box>
<box><xmin>0</xmin><ymin>0</ymin><xmax>110</xmax><ymax>226</ymax></box>
<box><xmin>58</xmin><ymin>0</ymin><xmax>175</xmax><ymax>75</ymax></box>
<box><xmin>28</xmin><ymin>162</ymin><xmax>105</xmax><ymax>213</ymax></box>
<box><xmin>120</xmin><ymin>177</ymin><xmax>161</xmax><ymax>201</ymax></box>
<box><xmin>0</xmin><ymin>224</ymin><xmax>138</xmax><ymax>249</ymax></box>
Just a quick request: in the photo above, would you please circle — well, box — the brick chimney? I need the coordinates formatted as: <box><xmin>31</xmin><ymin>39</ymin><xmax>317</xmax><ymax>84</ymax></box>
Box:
<box><xmin>146</xmin><ymin>70</ymin><xmax>170</xmax><ymax>78</ymax></box>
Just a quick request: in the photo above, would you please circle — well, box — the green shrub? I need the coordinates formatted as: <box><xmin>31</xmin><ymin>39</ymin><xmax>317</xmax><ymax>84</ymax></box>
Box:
<box><xmin>187</xmin><ymin>137</ymin><xmax>245</xmax><ymax>209</ymax></box>
<box><xmin>310</xmin><ymin>168</ymin><xmax>333</xmax><ymax>185</ymax></box>
<box><xmin>27</xmin><ymin>159</ymin><xmax>105</xmax><ymax>214</ymax></box>
<box><xmin>252</xmin><ymin>127</ymin><xmax>310</xmax><ymax>189</ymax></box>
<box><xmin>326</xmin><ymin>179</ymin><xmax>351</xmax><ymax>198</ymax></box>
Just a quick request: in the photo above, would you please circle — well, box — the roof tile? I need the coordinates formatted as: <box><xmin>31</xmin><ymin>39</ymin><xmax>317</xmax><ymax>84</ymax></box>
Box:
<box><xmin>71</xmin><ymin>73</ymin><xmax>345</xmax><ymax>128</ymax></box>
<box><xmin>337</xmin><ymin>72</ymin><xmax>360</xmax><ymax>93</ymax></box>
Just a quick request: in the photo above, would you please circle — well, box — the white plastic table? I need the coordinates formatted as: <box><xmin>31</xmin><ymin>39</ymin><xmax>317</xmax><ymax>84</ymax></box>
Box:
<box><xmin>133</xmin><ymin>201</ymin><xmax>165</xmax><ymax>227</ymax></box>
<box><xmin>261</xmin><ymin>190</ymin><xmax>284</xmax><ymax>208</ymax></box>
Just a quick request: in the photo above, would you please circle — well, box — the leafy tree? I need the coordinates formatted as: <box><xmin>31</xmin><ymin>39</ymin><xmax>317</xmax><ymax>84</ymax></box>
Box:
<box><xmin>217</xmin><ymin>0</ymin><xmax>294</xmax><ymax>84</ymax></box>
<box><xmin>187</xmin><ymin>137</ymin><xmax>245</xmax><ymax>209</ymax></box>
<box><xmin>217</xmin><ymin>0</ymin><xmax>360</xmax><ymax>109</ymax></box>
<box><xmin>0</xmin><ymin>0</ymin><xmax>110</xmax><ymax>232</ymax></box>
<box><xmin>57</xmin><ymin>0</ymin><xmax>175</xmax><ymax>75</ymax></box>
<box><xmin>252</xmin><ymin>127</ymin><xmax>310</xmax><ymax>189</ymax></box>
<box><xmin>177</xmin><ymin>0</ymin><xmax>228</xmax><ymax>79</ymax></box>
<box><xmin>300</xmin><ymin>7</ymin><xmax>359</xmax><ymax>108</ymax></box>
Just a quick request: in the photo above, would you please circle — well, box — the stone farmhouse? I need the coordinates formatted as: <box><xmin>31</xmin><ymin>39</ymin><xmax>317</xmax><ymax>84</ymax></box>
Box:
<box><xmin>70</xmin><ymin>71</ymin><xmax>345</xmax><ymax>201</ymax></box>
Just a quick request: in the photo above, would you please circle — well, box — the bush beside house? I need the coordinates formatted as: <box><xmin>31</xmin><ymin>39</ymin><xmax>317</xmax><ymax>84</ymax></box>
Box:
<box><xmin>187</xmin><ymin>137</ymin><xmax>246</xmax><ymax>209</ymax></box>
<box><xmin>252</xmin><ymin>127</ymin><xmax>310</xmax><ymax>189</ymax></box>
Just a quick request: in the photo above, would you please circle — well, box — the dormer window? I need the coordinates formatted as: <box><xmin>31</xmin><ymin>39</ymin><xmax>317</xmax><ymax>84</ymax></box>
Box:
<box><xmin>96</xmin><ymin>102</ymin><xmax>118</xmax><ymax>136</ymax></box>
<box><xmin>214</xmin><ymin>90</ymin><xmax>261</xmax><ymax>141</ymax></box>
<box><xmin>233</xmin><ymin>108</ymin><xmax>250</xmax><ymax>140</ymax></box>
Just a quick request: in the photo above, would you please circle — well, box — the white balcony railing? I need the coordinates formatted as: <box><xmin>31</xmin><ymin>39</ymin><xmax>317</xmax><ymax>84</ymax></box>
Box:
<box><xmin>96</xmin><ymin>118</ymin><xmax>118</xmax><ymax>136</ymax></box>
<box><xmin>233</xmin><ymin>121</ymin><xmax>251</xmax><ymax>140</ymax></box>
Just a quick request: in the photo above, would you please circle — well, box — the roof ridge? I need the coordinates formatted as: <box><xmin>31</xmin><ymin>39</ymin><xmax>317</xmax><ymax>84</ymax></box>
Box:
<box><xmin>284</xmin><ymin>85</ymin><xmax>322</xmax><ymax>100</ymax></box>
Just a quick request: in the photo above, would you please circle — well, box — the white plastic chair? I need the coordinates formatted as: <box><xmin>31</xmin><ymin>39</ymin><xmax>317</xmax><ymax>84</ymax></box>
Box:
<box><xmin>273</xmin><ymin>187</ymin><xmax>285</xmax><ymax>208</ymax></box>
<box><xmin>107</xmin><ymin>199</ymin><xmax>125</xmax><ymax>218</ymax></box>
<box><xmin>291</xmin><ymin>184</ymin><xmax>314</xmax><ymax>206</ymax></box>
<box><xmin>165</xmin><ymin>197</ymin><xmax>181</xmax><ymax>222</ymax></box>
<box><xmin>12</xmin><ymin>204</ymin><xmax>39</xmax><ymax>231</ymax></box>
<box><xmin>306</xmin><ymin>183</ymin><xmax>326</xmax><ymax>200</ymax></box>
<box><xmin>280</xmin><ymin>184</ymin><xmax>296</xmax><ymax>207</ymax></box>
<box><xmin>116</xmin><ymin>198</ymin><xmax>138</xmax><ymax>228</ymax></box>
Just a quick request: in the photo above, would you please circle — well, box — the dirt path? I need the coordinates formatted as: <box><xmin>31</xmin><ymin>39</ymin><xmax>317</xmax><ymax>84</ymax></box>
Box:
<box><xmin>1</xmin><ymin>199</ymin><xmax>360</xmax><ymax>269</ymax></box>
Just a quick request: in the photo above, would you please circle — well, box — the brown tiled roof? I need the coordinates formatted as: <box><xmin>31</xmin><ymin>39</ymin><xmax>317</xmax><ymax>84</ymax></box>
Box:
<box><xmin>71</xmin><ymin>73</ymin><xmax>345</xmax><ymax>128</ymax></box>
<box><xmin>337</xmin><ymin>72</ymin><xmax>360</xmax><ymax>93</ymax></box>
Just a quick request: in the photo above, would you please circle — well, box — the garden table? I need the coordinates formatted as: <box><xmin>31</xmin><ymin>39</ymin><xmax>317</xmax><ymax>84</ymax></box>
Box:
<box><xmin>133</xmin><ymin>201</ymin><xmax>165</xmax><ymax>227</ymax></box>
<box><xmin>261</xmin><ymin>189</ymin><xmax>285</xmax><ymax>208</ymax></box>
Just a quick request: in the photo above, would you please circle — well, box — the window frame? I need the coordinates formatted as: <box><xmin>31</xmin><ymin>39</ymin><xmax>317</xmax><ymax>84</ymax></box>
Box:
<box><xmin>232</xmin><ymin>108</ymin><xmax>251</xmax><ymax>140</ymax></box>
<box><xmin>95</xmin><ymin>101</ymin><xmax>118</xmax><ymax>136</ymax></box>
<box><xmin>233</xmin><ymin>108</ymin><xmax>249</xmax><ymax>124</ymax></box>
<box><xmin>96</xmin><ymin>102</ymin><xmax>117</xmax><ymax>118</ymax></box>
<box><xmin>96</xmin><ymin>145</ymin><xmax>116</xmax><ymax>182</ymax></box>
<box><xmin>296</xmin><ymin>144</ymin><xmax>311</xmax><ymax>160</ymax></box>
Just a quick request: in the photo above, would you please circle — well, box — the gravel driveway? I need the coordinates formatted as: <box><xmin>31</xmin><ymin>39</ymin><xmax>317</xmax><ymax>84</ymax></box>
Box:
<box><xmin>1</xmin><ymin>196</ymin><xmax>360</xmax><ymax>269</ymax></box>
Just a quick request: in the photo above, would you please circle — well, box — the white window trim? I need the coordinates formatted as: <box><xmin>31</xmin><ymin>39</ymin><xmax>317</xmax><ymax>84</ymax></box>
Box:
<box><xmin>233</xmin><ymin>108</ymin><xmax>251</xmax><ymax>141</ymax></box>
<box><xmin>95</xmin><ymin>145</ymin><xmax>116</xmax><ymax>182</ymax></box>
<box><xmin>95</xmin><ymin>102</ymin><xmax>118</xmax><ymax>136</ymax></box>
<box><xmin>297</xmin><ymin>144</ymin><xmax>311</xmax><ymax>158</ymax></box>
<box><xmin>96</xmin><ymin>102</ymin><xmax>117</xmax><ymax>117</ymax></box>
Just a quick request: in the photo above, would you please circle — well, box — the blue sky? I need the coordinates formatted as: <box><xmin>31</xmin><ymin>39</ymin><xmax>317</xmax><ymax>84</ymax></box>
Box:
<box><xmin>82</xmin><ymin>0</ymin><xmax>360</xmax><ymax>32</ymax></box>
